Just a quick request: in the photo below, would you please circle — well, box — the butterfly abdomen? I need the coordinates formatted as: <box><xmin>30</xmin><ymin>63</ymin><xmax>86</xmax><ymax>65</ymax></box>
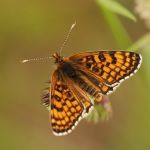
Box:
<box><xmin>60</xmin><ymin>62</ymin><xmax>99</xmax><ymax>98</ymax></box>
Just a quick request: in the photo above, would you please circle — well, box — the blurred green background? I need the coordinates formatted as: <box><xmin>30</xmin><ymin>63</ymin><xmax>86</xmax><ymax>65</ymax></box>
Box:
<box><xmin>0</xmin><ymin>0</ymin><xmax>150</xmax><ymax>150</ymax></box>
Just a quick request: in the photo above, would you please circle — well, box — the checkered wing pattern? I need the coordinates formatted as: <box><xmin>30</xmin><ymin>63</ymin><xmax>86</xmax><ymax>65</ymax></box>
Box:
<box><xmin>50</xmin><ymin>70</ymin><xmax>86</xmax><ymax>136</ymax></box>
<box><xmin>69</xmin><ymin>51</ymin><xmax>142</xmax><ymax>95</ymax></box>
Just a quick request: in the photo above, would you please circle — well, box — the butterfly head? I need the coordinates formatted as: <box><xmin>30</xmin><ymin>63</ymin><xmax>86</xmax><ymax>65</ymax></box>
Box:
<box><xmin>52</xmin><ymin>52</ymin><xmax>64</xmax><ymax>64</ymax></box>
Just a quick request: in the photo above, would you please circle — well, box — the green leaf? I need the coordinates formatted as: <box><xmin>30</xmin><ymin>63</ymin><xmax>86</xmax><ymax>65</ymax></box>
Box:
<box><xmin>128</xmin><ymin>33</ymin><xmax>150</xmax><ymax>88</ymax></box>
<box><xmin>96</xmin><ymin>0</ymin><xmax>137</xmax><ymax>22</ymax></box>
<box><xmin>100</xmin><ymin>6</ymin><xmax>132</xmax><ymax>48</ymax></box>
<box><xmin>128</xmin><ymin>33</ymin><xmax>150</xmax><ymax>50</ymax></box>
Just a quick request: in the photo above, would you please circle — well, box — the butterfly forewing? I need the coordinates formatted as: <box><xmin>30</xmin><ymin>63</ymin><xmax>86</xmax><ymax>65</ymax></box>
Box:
<box><xmin>50</xmin><ymin>70</ymin><xmax>85</xmax><ymax>136</ymax></box>
<box><xmin>69</xmin><ymin>51</ymin><xmax>142</xmax><ymax>94</ymax></box>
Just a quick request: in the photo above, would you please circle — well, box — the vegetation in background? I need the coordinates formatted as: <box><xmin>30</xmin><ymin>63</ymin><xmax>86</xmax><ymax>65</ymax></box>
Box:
<box><xmin>88</xmin><ymin>0</ymin><xmax>150</xmax><ymax>122</ymax></box>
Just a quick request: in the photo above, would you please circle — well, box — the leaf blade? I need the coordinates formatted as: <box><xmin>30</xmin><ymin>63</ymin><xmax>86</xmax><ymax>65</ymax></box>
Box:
<box><xmin>96</xmin><ymin>0</ymin><xmax>137</xmax><ymax>22</ymax></box>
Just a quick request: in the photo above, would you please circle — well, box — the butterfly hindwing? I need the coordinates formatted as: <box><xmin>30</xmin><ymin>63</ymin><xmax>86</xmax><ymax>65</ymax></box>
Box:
<box><xmin>50</xmin><ymin>70</ymin><xmax>85</xmax><ymax>136</ymax></box>
<box><xmin>69</xmin><ymin>51</ymin><xmax>142</xmax><ymax>94</ymax></box>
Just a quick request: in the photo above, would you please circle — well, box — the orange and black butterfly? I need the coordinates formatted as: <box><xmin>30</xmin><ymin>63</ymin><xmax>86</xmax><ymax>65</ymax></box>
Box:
<box><xmin>41</xmin><ymin>50</ymin><xmax>142</xmax><ymax>136</ymax></box>
<box><xmin>23</xmin><ymin>23</ymin><xmax>141</xmax><ymax>136</ymax></box>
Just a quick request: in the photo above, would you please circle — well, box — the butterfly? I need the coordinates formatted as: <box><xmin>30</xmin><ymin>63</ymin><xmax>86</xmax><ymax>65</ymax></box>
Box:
<box><xmin>41</xmin><ymin>50</ymin><xmax>142</xmax><ymax>136</ymax></box>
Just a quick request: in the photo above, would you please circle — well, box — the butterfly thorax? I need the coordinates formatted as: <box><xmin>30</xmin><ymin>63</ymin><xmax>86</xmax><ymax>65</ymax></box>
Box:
<box><xmin>53</xmin><ymin>52</ymin><xmax>77</xmax><ymax>78</ymax></box>
<box><xmin>61</xmin><ymin>62</ymin><xmax>77</xmax><ymax>78</ymax></box>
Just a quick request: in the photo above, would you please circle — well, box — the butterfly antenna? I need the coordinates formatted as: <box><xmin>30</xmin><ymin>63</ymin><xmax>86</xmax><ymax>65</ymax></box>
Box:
<box><xmin>20</xmin><ymin>56</ymin><xmax>53</xmax><ymax>64</ymax></box>
<box><xmin>59</xmin><ymin>21</ymin><xmax>76</xmax><ymax>56</ymax></box>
